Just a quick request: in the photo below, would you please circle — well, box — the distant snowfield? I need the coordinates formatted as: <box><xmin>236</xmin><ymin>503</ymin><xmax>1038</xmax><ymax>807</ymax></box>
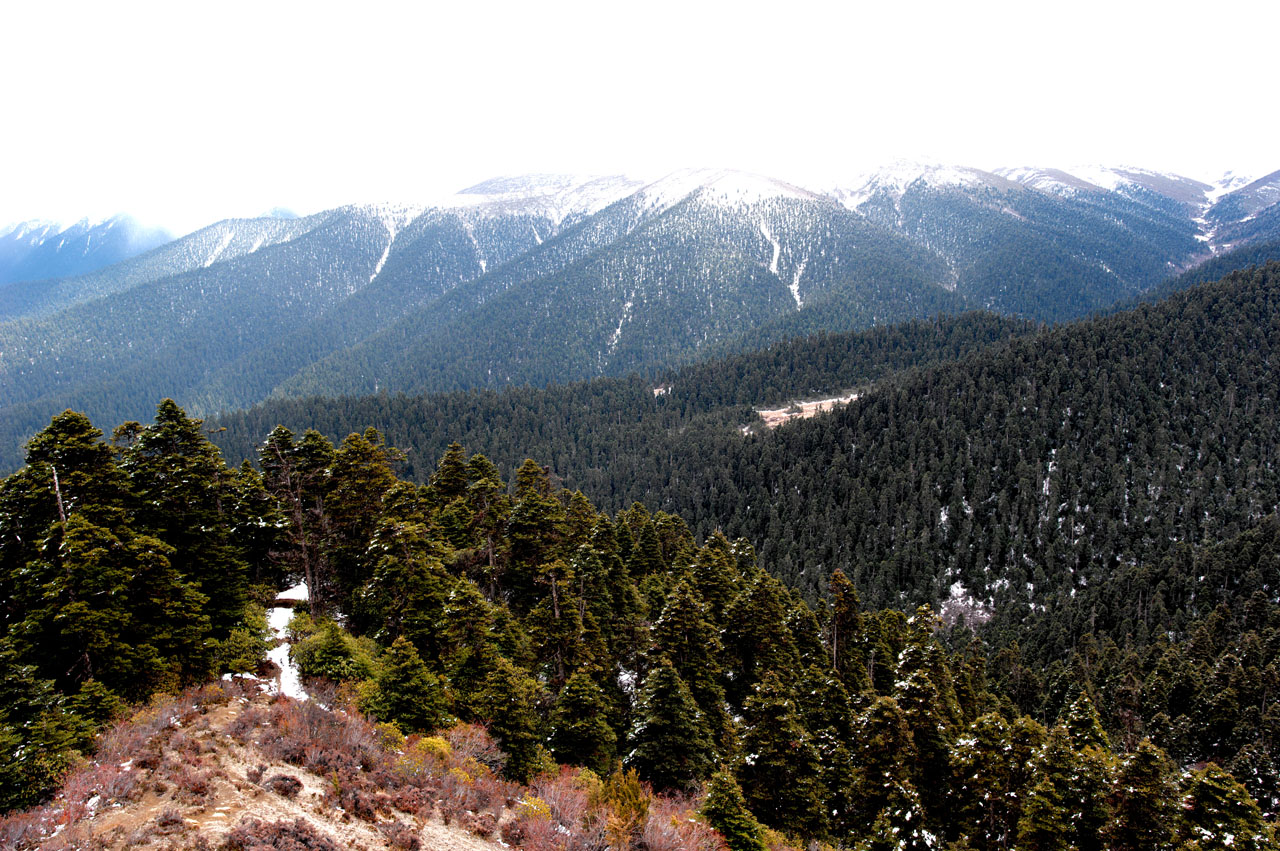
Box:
<box><xmin>755</xmin><ymin>393</ymin><xmax>859</xmax><ymax>429</ymax></box>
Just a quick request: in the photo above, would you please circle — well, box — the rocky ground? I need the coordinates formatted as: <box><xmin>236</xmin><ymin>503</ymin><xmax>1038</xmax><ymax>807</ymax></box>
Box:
<box><xmin>0</xmin><ymin>680</ymin><xmax>511</xmax><ymax>851</ymax></box>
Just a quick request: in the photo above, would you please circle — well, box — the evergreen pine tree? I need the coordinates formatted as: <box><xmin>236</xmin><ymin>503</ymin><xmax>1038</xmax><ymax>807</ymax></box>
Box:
<box><xmin>549</xmin><ymin>668</ymin><xmax>617</xmax><ymax>774</ymax></box>
<box><xmin>324</xmin><ymin>428</ymin><xmax>401</xmax><ymax>612</ymax></box>
<box><xmin>1063</xmin><ymin>690</ymin><xmax>1111</xmax><ymax>751</ymax></box>
<box><xmin>738</xmin><ymin>672</ymin><xmax>829</xmax><ymax>840</ymax></box>
<box><xmin>430</xmin><ymin>442</ymin><xmax>470</xmax><ymax>501</ymax></box>
<box><xmin>628</xmin><ymin>520</ymin><xmax>666</xmax><ymax>578</ymax></box>
<box><xmin>1175</xmin><ymin>763</ymin><xmax>1273</xmax><ymax>851</ymax></box>
<box><xmin>0</xmin><ymin>638</ymin><xmax>82</xmax><ymax>811</ymax></box>
<box><xmin>1016</xmin><ymin>775</ymin><xmax>1071</xmax><ymax>851</ymax></box>
<box><xmin>351</xmin><ymin>515</ymin><xmax>451</xmax><ymax>657</ymax></box>
<box><xmin>1105</xmin><ymin>739</ymin><xmax>1175</xmax><ymax>851</ymax></box>
<box><xmin>440</xmin><ymin>581</ymin><xmax>504</xmax><ymax>717</ymax></box>
<box><xmin>652</xmin><ymin>580</ymin><xmax>730</xmax><ymax>747</ymax></box>
<box><xmin>701</xmin><ymin>769</ymin><xmax>768</xmax><ymax>851</ymax></box>
<box><xmin>474</xmin><ymin>656</ymin><xmax>547</xmax><ymax>783</ymax></box>
<box><xmin>691</xmin><ymin>536</ymin><xmax>741</xmax><ymax>626</ymax></box>
<box><xmin>850</xmin><ymin>696</ymin><xmax>918</xmax><ymax>837</ymax></box>
<box><xmin>257</xmin><ymin>426</ymin><xmax>333</xmax><ymax>617</ymax></box>
<box><xmin>854</xmin><ymin>780</ymin><xmax>939</xmax><ymax>851</ymax></box>
<box><xmin>721</xmin><ymin>573</ymin><xmax>800</xmax><ymax>708</ymax></box>
<box><xmin>951</xmin><ymin>712</ymin><xmax>1029</xmax><ymax>851</ymax></box>
<box><xmin>372</xmin><ymin>636</ymin><xmax>450</xmax><ymax>733</ymax></box>
<box><xmin>625</xmin><ymin>657</ymin><xmax>713</xmax><ymax>792</ymax></box>
<box><xmin>120</xmin><ymin>400</ymin><xmax>252</xmax><ymax>639</ymax></box>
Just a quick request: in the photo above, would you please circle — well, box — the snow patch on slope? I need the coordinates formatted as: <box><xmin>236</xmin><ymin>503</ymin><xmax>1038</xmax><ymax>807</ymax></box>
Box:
<box><xmin>267</xmin><ymin>582</ymin><xmax>309</xmax><ymax>701</ymax></box>
<box><xmin>790</xmin><ymin>259</ymin><xmax>806</xmax><ymax>309</ymax></box>
<box><xmin>363</xmin><ymin>203</ymin><xmax>425</xmax><ymax>283</ymax></box>
<box><xmin>608</xmin><ymin>299</ymin><xmax>633</xmax><ymax>353</ymax></box>
<box><xmin>203</xmin><ymin>230</ymin><xmax>235</xmax><ymax>267</ymax></box>
<box><xmin>758</xmin><ymin>217</ymin><xmax>781</xmax><ymax>276</ymax></box>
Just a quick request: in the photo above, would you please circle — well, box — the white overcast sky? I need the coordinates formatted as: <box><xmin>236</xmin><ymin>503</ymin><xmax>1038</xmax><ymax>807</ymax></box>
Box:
<box><xmin>2</xmin><ymin>0</ymin><xmax>1276</xmax><ymax>235</ymax></box>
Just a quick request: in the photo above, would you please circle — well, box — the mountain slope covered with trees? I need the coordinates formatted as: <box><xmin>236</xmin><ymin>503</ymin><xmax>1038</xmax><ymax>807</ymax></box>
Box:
<box><xmin>3</xmin><ymin>397</ymin><xmax>1277</xmax><ymax>849</ymax></box>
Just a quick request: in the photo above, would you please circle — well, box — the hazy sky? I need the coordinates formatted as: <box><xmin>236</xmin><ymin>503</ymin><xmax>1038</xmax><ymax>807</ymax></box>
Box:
<box><xmin>3</xmin><ymin>0</ymin><xmax>1276</xmax><ymax>235</ymax></box>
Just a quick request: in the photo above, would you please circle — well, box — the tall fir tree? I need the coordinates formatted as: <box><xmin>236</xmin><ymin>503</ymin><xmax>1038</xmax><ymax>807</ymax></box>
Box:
<box><xmin>548</xmin><ymin>668</ymin><xmax>617</xmax><ymax>775</ymax></box>
<box><xmin>120</xmin><ymin>399</ymin><xmax>248</xmax><ymax>635</ymax></box>
<box><xmin>701</xmin><ymin>769</ymin><xmax>768</xmax><ymax>851</ymax></box>
<box><xmin>737</xmin><ymin>672</ymin><xmax>829</xmax><ymax>841</ymax></box>
<box><xmin>473</xmin><ymin>655</ymin><xmax>547</xmax><ymax>783</ymax></box>
<box><xmin>626</xmin><ymin>657</ymin><xmax>713</xmax><ymax>792</ymax></box>
<box><xmin>370</xmin><ymin>636</ymin><xmax>450</xmax><ymax>733</ymax></box>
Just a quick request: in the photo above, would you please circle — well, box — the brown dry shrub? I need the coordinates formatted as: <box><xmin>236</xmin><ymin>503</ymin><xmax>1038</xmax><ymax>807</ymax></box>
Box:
<box><xmin>445</xmin><ymin>723</ymin><xmax>506</xmax><ymax>774</ymax></box>
<box><xmin>155</xmin><ymin>806</ymin><xmax>187</xmax><ymax>835</ymax></box>
<box><xmin>262</xmin><ymin>700</ymin><xmax>388</xmax><ymax>780</ymax></box>
<box><xmin>461</xmin><ymin>810</ymin><xmax>498</xmax><ymax>839</ymax></box>
<box><xmin>389</xmin><ymin>785</ymin><xmax>433</xmax><ymax>818</ymax></box>
<box><xmin>226</xmin><ymin>706</ymin><xmax>268</xmax><ymax>741</ymax></box>
<box><xmin>533</xmin><ymin>767</ymin><xmax>596</xmax><ymax>833</ymax></box>
<box><xmin>223</xmin><ymin>817</ymin><xmax>343</xmax><ymax>850</ymax></box>
<box><xmin>503</xmin><ymin>815</ymin><xmax>567</xmax><ymax>851</ymax></box>
<box><xmin>0</xmin><ymin>808</ymin><xmax>53</xmax><ymax>851</ymax></box>
<box><xmin>378</xmin><ymin>821</ymin><xmax>421</xmax><ymax>850</ymax></box>
<box><xmin>639</xmin><ymin>796</ymin><xmax>726</xmax><ymax>851</ymax></box>
<box><xmin>263</xmin><ymin>774</ymin><xmax>303</xmax><ymax>798</ymax></box>
<box><xmin>169</xmin><ymin>761</ymin><xmax>212</xmax><ymax>805</ymax></box>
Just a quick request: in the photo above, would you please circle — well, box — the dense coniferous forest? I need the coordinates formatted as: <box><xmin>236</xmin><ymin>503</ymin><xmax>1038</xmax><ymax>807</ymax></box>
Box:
<box><xmin>209</xmin><ymin>264</ymin><xmax>1280</xmax><ymax>824</ymax></box>
<box><xmin>215</xmin><ymin>264</ymin><xmax>1280</xmax><ymax>619</ymax></box>
<box><xmin>3</xmin><ymin>394</ymin><xmax>1278</xmax><ymax>848</ymax></box>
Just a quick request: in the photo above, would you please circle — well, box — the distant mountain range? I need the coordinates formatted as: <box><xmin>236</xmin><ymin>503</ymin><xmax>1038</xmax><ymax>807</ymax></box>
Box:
<box><xmin>0</xmin><ymin>215</ymin><xmax>171</xmax><ymax>289</ymax></box>
<box><xmin>1</xmin><ymin>163</ymin><xmax>1278</xmax><ymax>470</ymax></box>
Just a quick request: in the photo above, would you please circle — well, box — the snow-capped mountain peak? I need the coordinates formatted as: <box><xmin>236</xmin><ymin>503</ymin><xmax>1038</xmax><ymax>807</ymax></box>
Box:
<box><xmin>994</xmin><ymin>166</ymin><xmax>1102</xmax><ymax>196</ymax></box>
<box><xmin>446</xmin><ymin>174</ymin><xmax>646</xmax><ymax>225</ymax></box>
<box><xmin>829</xmin><ymin>161</ymin><xmax>1003</xmax><ymax>211</ymax></box>
<box><xmin>0</xmin><ymin>214</ymin><xmax>174</xmax><ymax>287</ymax></box>
<box><xmin>636</xmin><ymin>168</ymin><xmax>824</xmax><ymax>216</ymax></box>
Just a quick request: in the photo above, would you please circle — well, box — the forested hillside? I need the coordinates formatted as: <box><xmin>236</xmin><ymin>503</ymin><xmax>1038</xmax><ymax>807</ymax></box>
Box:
<box><xmin>3</xmin><ymin>400</ymin><xmax>1276</xmax><ymax>849</ymax></box>
<box><xmin>5</xmin><ymin>165</ymin><xmax>1278</xmax><ymax>474</ymax></box>
<box><xmin>213</xmin><ymin>311</ymin><xmax>1037</xmax><ymax>477</ymax></box>
<box><xmin>206</xmin><ymin>263</ymin><xmax>1280</xmax><ymax>817</ymax></box>
<box><xmin>215</xmin><ymin>264</ymin><xmax>1280</xmax><ymax>619</ymax></box>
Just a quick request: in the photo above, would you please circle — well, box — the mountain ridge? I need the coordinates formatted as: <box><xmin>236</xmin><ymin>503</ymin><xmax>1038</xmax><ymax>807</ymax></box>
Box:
<box><xmin>1</xmin><ymin>162</ymin><xmax>1277</xmax><ymax>472</ymax></box>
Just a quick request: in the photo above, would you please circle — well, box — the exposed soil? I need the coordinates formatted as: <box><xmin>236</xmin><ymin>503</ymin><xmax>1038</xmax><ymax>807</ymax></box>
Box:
<box><xmin>12</xmin><ymin>685</ymin><xmax>505</xmax><ymax>851</ymax></box>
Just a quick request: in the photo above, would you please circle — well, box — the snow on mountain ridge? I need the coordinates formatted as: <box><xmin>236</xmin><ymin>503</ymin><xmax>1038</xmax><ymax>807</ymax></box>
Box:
<box><xmin>637</xmin><ymin>168</ymin><xmax>825</xmax><ymax>216</ymax></box>
<box><xmin>446</xmin><ymin>174</ymin><xmax>646</xmax><ymax>225</ymax></box>
<box><xmin>829</xmin><ymin>161</ymin><xmax>999</xmax><ymax>211</ymax></box>
<box><xmin>994</xmin><ymin>167</ymin><xmax>1101</xmax><ymax>196</ymax></box>
<box><xmin>1</xmin><ymin>214</ymin><xmax>141</xmax><ymax>243</ymax></box>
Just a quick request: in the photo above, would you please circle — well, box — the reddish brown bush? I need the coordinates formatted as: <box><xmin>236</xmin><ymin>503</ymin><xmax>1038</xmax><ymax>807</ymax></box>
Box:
<box><xmin>223</xmin><ymin>817</ymin><xmax>343</xmax><ymax>850</ymax></box>
<box><xmin>445</xmin><ymin>723</ymin><xmax>506</xmax><ymax>774</ymax></box>
<box><xmin>639</xmin><ymin>796</ymin><xmax>726</xmax><ymax>851</ymax></box>
<box><xmin>389</xmin><ymin>786</ymin><xmax>432</xmax><ymax>818</ymax></box>
<box><xmin>0</xmin><ymin>808</ymin><xmax>54</xmax><ymax>851</ymax></box>
<box><xmin>169</xmin><ymin>761</ymin><xmax>212</xmax><ymax>804</ymax></box>
<box><xmin>378</xmin><ymin>821</ymin><xmax>421</xmax><ymax>850</ymax></box>
<box><xmin>155</xmin><ymin>806</ymin><xmax>186</xmax><ymax>835</ymax></box>
<box><xmin>227</xmin><ymin>706</ymin><xmax>268</xmax><ymax>740</ymax></box>
<box><xmin>462</xmin><ymin>810</ymin><xmax>498</xmax><ymax>838</ymax></box>
<box><xmin>263</xmin><ymin>774</ymin><xmax>304</xmax><ymax>798</ymax></box>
